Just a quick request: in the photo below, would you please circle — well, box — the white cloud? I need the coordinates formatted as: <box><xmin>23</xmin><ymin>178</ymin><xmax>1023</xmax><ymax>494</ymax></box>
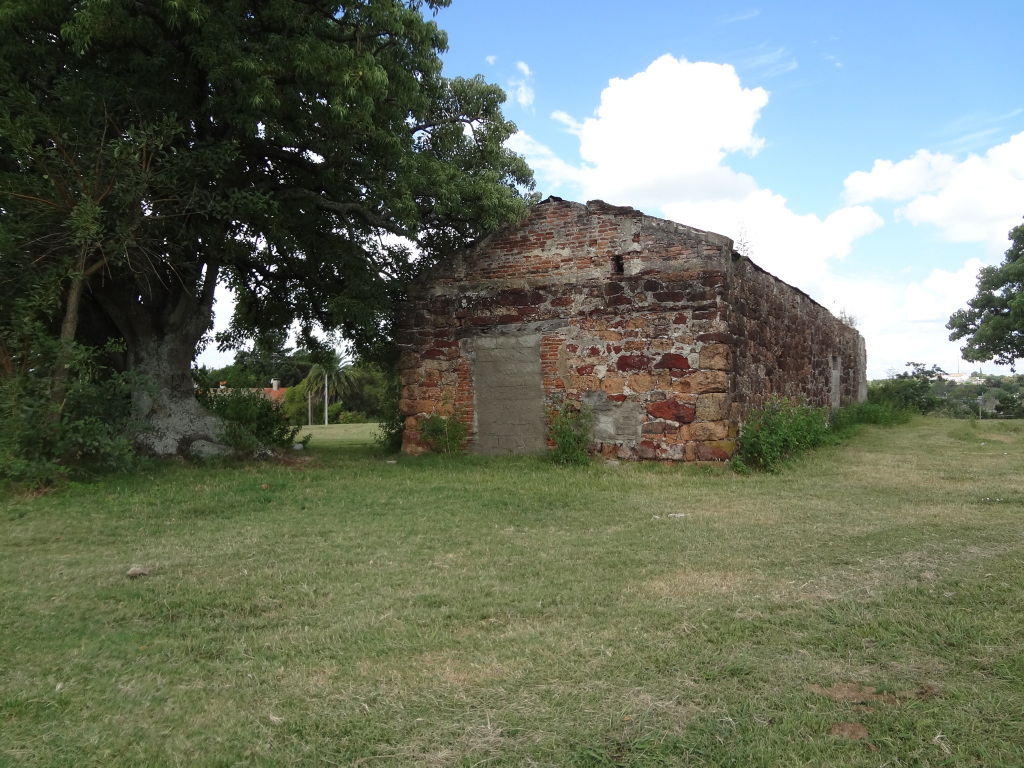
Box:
<box><xmin>662</xmin><ymin>192</ymin><xmax>882</xmax><ymax>287</ymax></box>
<box><xmin>816</xmin><ymin>259</ymin><xmax>990</xmax><ymax>377</ymax></box>
<box><xmin>733</xmin><ymin>45</ymin><xmax>798</xmax><ymax>78</ymax></box>
<box><xmin>718</xmin><ymin>9</ymin><xmax>761</xmax><ymax>24</ymax></box>
<box><xmin>506</xmin><ymin>131</ymin><xmax>581</xmax><ymax>188</ymax></box>
<box><xmin>844</xmin><ymin>133</ymin><xmax>1024</xmax><ymax>255</ymax></box>
<box><xmin>566</xmin><ymin>55</ymin><xmax>768</xmax><ymax>208</ymax></box>
<box><xmin>508</xmin><ymin>61</ymin><xmax>535</xmax><ymax>109</ymax></box>
<box><xmin>485</xmin><ymin>55</ymin><xmax>497</xmax><ymax>66</ymax></box>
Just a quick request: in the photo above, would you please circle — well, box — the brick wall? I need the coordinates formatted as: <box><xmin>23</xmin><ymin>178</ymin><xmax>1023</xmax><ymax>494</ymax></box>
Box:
<box><xmin>397</xmin><ymin>197</ymin><xmax>866</xmax><ymax>460</ymax></box>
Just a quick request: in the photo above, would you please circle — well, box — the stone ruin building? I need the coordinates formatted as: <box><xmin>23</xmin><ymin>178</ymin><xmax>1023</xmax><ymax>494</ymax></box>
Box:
<box><xmin>397</xmin><ymin>197</ymin><xmax>867</xmax><ymax>461</ymax></box>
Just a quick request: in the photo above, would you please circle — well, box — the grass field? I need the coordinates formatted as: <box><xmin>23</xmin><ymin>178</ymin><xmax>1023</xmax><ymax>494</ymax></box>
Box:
<box><xmin>2</xmin><ymin>419</ymin><xmax>1023</xmax><ymax>766</ymax></box>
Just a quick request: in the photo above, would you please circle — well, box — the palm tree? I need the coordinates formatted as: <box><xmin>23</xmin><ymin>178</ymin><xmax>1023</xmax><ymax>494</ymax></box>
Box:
<box><xmin>302</xmin><ymin>351</ymin><xmax>354</xmax><ymax>425</ymax></box>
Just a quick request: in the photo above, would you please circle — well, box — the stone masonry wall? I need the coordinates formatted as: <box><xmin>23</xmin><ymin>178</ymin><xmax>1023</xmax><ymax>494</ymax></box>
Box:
<box><xmin>397</xmin><ymin>197</ymin><xmax>866</xmax><ymax>461</ymax></box>
<box><xmin>728</xmin><ymin>257</ymin><xmax>868</xmax><ymax>411</ymax></box>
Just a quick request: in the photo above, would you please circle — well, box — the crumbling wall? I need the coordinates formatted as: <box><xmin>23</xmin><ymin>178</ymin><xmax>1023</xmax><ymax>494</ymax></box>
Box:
<box><xmin>397</xmin><ymin>197</ymin><xmax>866</xmax><ymax>461</ymax></box>
<box><xmin>727</xmin><ymin>256</ymin><xmax>867</xmax><ymax>412</ymax></box>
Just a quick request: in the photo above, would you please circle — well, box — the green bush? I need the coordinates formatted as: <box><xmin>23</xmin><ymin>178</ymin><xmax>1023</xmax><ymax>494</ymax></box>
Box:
<box><xmin>198</xmin><ymin>388</ymin><xmax>305</xmax><ymax>455</ymax></box>
<box><xmin>328</xmin><ymin>403</ymin><xmax>371</xmax><ymax>424</ymax></box>
<box><xmin>417</xmin><ymin>411</ymin><xmax>468</xmax><ymax>454</ymax></box>
<box><xmin>828</xmin><ymin>400</ymin><xmax>912</xmax><ymax>433</ymax></box>
<box><xmin>1</xmin><ymin>330</ymin><xmax>138</xmax><ymax>488</ymax></box>
<box><xmin>868</xmin><ymin>362</ymin><xmax>943</xmax><ymax>413</ymax></box>
<box><xmin>734</xmin><ymin>398</ymin><xmax>829</xmax><ymax>473</ymax></box>
<box><xmin>548</xmin><ymin>399</ymin><xmax>594</xmax><ymax>466</ymax></box>
<box><xmin>372</xmin><ymin>365</ymin><xmax>405</xmax><ymax>452</ymax></box>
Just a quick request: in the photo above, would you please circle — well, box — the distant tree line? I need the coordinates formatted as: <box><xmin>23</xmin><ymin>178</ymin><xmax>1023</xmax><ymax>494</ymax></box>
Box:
<box><xmin>869</xmin><ymin>362</ymin><xmax>1024</xmax><ymax>419</ymax></box>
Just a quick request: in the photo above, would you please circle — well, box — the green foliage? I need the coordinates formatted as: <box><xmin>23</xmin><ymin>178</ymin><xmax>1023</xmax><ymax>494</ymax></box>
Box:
<box><xmin>827</xmin><ymin>401</ymin><xmax>913</xmax><ymax>434</ymax></box>
<box><xmin>328</xmin><ymin>403</ymin><xmax>371</xmax><ymax>424</ymax></box>
<box><xmin>339</xmin><ymin>362</ymin><xmax>393</xmax><ymax>419</ymax></box>
<box><xmin>867</xmin><ymin>362</ymin><xmax>945</xmax><ymax>413</ymax></box>
<box><xmin>548</xmin><ymin>399</ymin><xmax>594</xmax><ymax>466</ymax></box>
<box><xmin>734</xmin><ymin>398</ymin><xmax>830</xmax><ymax>473</ymax></box>
<box><xmin>0</xmin><ymin>325</ymin><xmax>137</xmax><ymax>487</ymax></box>
<box><xmin>373</xmin><ymin>365</ymin><xmax>405</xmax><ymax>453</ymax></box>
<box><xmin>948</xmin><ymin>219</ymin><xmax>1024</xmax><ymax>368</ymax></box>
<box><xmin>736</xmin><ymin>392</ymin><xmax>923</xmax><ymax>473</ymax></box>
<box><xmin>418</xmin><ymin>412</ymin><xmax>468</xmax><ymax>454</ymax></box>
<box><xmin>281</xmin><ymin>380</ymin><xmax>312</xmax><ymax>426</ymax></box>
<box><xmin>195</xmin><ymin>333</ymin><xmax>315</xmax><ymax>389</ymax></box>
<box><xmin>198</xmin><ymin>388</ymin><xmax>304</xmax><ymax>456</ymax></box>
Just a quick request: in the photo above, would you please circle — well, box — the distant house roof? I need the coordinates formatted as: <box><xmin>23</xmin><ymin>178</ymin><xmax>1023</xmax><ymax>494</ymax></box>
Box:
<box><xmin>940</xmin><ymin>373</ymin><xmax>971</xmax><ymax>384</ymax></box>
<box><xmin>262</xmin><ymin>387</ymin><xmax>287</xmax><ymax>403</ymax></box>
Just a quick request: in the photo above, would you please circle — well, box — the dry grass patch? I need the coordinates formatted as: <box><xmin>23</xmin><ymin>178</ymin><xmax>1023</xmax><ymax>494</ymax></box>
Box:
<box><xmin>647</xmin><ymin>569</ymin><xmax>766</xmax><ymax>598</ymax></box>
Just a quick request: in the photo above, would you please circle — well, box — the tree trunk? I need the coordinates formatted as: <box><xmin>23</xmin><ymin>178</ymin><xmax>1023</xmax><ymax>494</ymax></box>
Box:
<box><xmin>90</xmin><ymin>259</ymin><xmax>229</xmax><ymax>458</ymax></box>
<box><xmin>49</xmin><ymin>253</ymin><xmax>89</xmax><ymax>419</ymax></box>
<box><xmin>127</xmin><ymin>331</ymin><xmax>229</xmax><ymax>457</ymax></box>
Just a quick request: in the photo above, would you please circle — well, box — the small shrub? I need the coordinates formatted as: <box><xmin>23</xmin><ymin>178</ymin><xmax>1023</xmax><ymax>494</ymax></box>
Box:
<box><xmin>548</xmin><ymin>399</ymin><xmax>594</xmax><ymax>466</ymax></box>
<box><xmin>735</xmin><ymin>398</ymin><xmax>829</xmax><ymax>472</ymax></box>
<box><xmin>418</xmin><ymin>412</ymin><xmax>468</xmax><ymax>454</ymax></box>
<box><xmin>828</xmin><ymin>401</ymin><xmax>912</xmax><ymax>434</ymax></box>
<box><xmin>868</xmin><ymin>362</ymin><xmax>944</xmax><ymax>413</ymax></box>
<box><xmin>373</xmin><ymin>365</ymin><xmax>405</xmax><ymax>452</ymax></box>
<box><xmin>198</xmin><ymin>388</ymin><xmax>304</xmax><ymax>455</ymax></box>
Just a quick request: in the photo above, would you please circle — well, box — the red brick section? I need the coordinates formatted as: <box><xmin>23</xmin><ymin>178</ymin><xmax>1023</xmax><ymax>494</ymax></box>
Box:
<box><xmin>396</xmin><ymin>197</ymin><xmax>865</xmax><ymax>462</ymax></box>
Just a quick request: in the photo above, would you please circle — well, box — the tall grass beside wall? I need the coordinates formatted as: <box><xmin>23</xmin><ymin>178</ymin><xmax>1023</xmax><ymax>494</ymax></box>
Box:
<box><xmin>735</xmin><ymin>398</ymin><xmax>914</xmax><ymax>473</ymax></box>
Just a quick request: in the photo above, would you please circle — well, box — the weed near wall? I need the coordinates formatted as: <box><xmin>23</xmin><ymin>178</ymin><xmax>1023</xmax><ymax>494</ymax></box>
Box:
<box><xmin>548</xmin><ymin>399</ymin><xmax>594</xmax><ymax>466</ymax></box>
<box><xmin>418</xmin><ymin>412</ymin><xmax>468</xmax><ymax>454</ymax></box>
<box><xmin>734</xmin><ymin>398</ymin><xmax>830</xmax><ymax>473</ymax></box>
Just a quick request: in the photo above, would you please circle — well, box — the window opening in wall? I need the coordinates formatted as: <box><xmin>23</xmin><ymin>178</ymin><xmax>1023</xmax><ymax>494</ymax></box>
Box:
<box><xmin>612</xmin><ymin>254</ymin><xmax>624</xmax><ymax>274</ymax></box>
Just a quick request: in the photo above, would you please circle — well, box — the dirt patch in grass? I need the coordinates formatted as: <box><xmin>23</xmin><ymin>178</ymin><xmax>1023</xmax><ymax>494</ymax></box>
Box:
<box><xmin>811</xmin><ymin>681</ymin><xmax>938</xmax><ymax>707</ymax></box>
<box><xmin>830</xmin><ymin>721</ymin><xmax>869</xmax><ymax>739</ymax></box>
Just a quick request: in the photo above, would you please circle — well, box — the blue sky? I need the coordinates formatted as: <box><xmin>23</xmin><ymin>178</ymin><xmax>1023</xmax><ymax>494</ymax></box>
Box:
<box><xmin>432</xmin><ymin>0</ymin><xmax>1024</xmax><ymax>378</ymax></box>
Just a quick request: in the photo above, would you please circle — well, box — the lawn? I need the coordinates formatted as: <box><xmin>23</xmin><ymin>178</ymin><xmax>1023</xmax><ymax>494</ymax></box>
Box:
<box><xmin>2</xmin><ymin>419</ymin><xmax>1022</xmax><ymax>766</ymax></box>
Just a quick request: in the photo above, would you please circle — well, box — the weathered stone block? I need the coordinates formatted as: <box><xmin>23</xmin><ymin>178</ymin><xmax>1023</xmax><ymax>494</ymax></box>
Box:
<box><xmin>627</xmin><ymin>373</ymin><xmax>657</xmax><ymax>393</ymax></box>
<box><xmin>601</xmin><ymin>376</ymin><xmax>626</xmax><ymax>394</ymax></box>
<box><xmin>696</xmin><ymin>440</ymin><xmax>736</xmax><ymax>461</ymax></box>
<box><xmin>645</xmin><ymin>399</ymin><xmax>696</xmax><ymax>423</ymax></box>
<box><xmin>699</xmin><ymin>343</ymin><xmax>732</xmax><ymax>371</ymax></box>
<box><xmin>653</xmin><ymin>352</ymin><xmax>690</xmax><ymax>371</ymax></box>
<box><xmin>688</xmin><ymin>421</ymin><xmax>730</xmax><ymax>441</ymax></box>
<box><xmin>617</xmin><ymin>353</ymin><xmax>650</xmax><ymax>372</ymax></box>
<box><xmin>682</xmin><ymin>370</ymin><xmax>729</xmax><ymax>394</ymax></box>
<box><xmin>695</xmin><ymin>393</ymin><xmax>730</xmax><ymax>422</ymax></box>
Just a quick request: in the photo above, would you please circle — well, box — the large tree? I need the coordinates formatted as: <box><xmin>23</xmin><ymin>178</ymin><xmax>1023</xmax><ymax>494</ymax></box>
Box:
<box><xmin>0</xmin><ymin>0</ymin><xmax>534</xmax><ymax>457</ymax></box>
<box><xmin>948</xmin><ymin>220</ymin><xmax>1024</xmax><ymax>370</ymax></box>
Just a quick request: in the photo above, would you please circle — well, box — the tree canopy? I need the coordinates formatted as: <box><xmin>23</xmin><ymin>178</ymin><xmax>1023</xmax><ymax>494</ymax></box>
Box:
<box><xmin>0</xmin><ymin>0</ymin><xmax>535</xmax><ymax>459</ymax></box>
<box><xmin>948</xmin><ymin>220</ymin><xmax>1024</xmax><ymax>370</ymax></box>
